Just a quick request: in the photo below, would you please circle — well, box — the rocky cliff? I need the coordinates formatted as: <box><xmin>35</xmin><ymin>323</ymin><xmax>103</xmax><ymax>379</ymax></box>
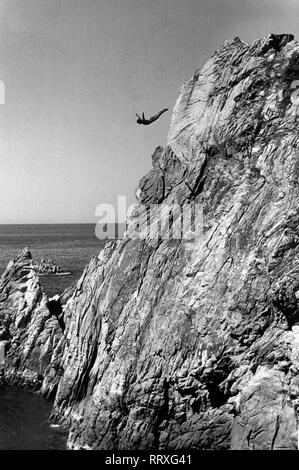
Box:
<box><xmin>1</xmin><ymin>33</ymin><xmax>299</xmax><ymax>450</ymax></box>
<box><xmin>0</xmin><ymin>248</ymin><xmax>63</xmax><ymax>394</ymax></box>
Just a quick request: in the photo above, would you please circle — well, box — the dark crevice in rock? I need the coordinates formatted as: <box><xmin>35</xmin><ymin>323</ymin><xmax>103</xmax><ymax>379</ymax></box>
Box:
<box><xmin>152</xmin><ymin>379</ymin><xmax>170</xmax><ymax>449</ymax></box>
<box><xmin>271</xmin><ymin>415</ymin><xmax>280</xmax><ymax>450</ymax></box>
<box><xmin>260</xmin><ymin>34</ymin><xmax>294</xmax><ymax>55</ymax></box>
<box><xmin>204</xmin><ymin>357</ymin><xmax>234</xmax><ymax>408</ymax></box>
<box><xmin>47</xmin><ymin>298</ymin><xmax>65</xmax><ymax>331</ymax></box>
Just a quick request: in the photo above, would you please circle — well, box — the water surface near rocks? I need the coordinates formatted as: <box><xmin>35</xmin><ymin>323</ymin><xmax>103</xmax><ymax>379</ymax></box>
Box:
<box><xmin>0</xmin><ymin>224</ymin><xmax>106</xmax><ymax>297</ymax></box>
<box><xmin>0</xmin><ymin>386</ymin><xmax>67</xmax><ymax>450</ymax></box>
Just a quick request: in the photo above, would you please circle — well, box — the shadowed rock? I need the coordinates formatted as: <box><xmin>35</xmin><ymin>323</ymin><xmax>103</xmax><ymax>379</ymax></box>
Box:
<box><xmin>0</xmin><ymin>249</ymin><xmax>64</xmax><ymax>396</ymax></box>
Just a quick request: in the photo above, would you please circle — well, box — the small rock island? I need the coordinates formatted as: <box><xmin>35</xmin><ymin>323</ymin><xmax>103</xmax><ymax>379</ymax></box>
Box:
<box><xmin>31</xmin><ymin>258</ymin><xmax>70</xmax><ymax>276</ymax></box>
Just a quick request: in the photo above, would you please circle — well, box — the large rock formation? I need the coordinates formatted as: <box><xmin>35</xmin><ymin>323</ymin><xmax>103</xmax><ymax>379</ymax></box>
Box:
<box><xmin>0</xmin><ymin>248</ymin><xmax>64</xmax><ymax>395</ymax></box>
<box><xmin>1</xmin><ymin>33</ymin><xmax>299</xmax><ymax>450</ymax></box>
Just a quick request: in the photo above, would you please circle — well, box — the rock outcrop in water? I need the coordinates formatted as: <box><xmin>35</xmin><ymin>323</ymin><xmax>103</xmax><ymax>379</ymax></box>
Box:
<box><xmin>0</xmin><ymin>249</ymin><xmax>63</xmax><ymax>395</ymax></box>
<box><xmin>31</xmin><ymin>258</ymin><xmax>68</xmax><ymax>276</ymax></box>
<box><xmin>1</xmin><ymin>33</ymin><xmax>299</xmax><ymax>450</ymax></box>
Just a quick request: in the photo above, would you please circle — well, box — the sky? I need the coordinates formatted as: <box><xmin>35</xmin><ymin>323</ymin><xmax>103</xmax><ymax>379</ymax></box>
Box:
<box><xmin>0</xmin><ymin>0</ymin><xmax>299</xmax><ymax>224</ymax></box>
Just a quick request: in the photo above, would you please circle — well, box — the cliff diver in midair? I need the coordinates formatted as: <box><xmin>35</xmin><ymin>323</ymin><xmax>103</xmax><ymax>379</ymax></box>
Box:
<box><xmin>136</xmin><ymin>108</ymin><xmax>168</xmax><ymax>125</ymax></box>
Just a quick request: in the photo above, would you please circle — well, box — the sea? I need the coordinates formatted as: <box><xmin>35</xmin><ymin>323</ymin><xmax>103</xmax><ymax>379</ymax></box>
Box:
<box><xmin>0</xmin><ymin>386</ymin><xmax>67</xmax><ymax>450</ymax></box>
<box><xmin>0</xmin><ymin>223</ymin><xmax>110</xmax><ymax>450</ymax></box>
<box><xmin>0</xmin><ymin>224</ymin><xmax>107</xmax><ymax>297</ymax></box>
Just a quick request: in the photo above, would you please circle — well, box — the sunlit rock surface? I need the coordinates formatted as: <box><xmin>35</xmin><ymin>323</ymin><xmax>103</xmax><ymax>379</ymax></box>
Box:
<box><xmin>1</xmin><ymin>33</ymin><xmax>299</xmax><ymax>449</ymax></box>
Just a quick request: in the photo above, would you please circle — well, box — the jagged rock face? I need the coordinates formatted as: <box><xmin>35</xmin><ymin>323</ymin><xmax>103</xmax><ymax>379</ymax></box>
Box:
<box><xmin>2</xmin><ymin>33</ymin><xmax>299</xmax><ymax>450</ymax></box>
<box><xmin>46</xmin><ymin>33</ymin><xmax>299</xmax><ymax>450</ymax></box>
<box><xmin>0</xmin><ymin>249</ymin><xmax>63</xmax><ymax>395</ymax></box>
<box><xmin>136</xmin><ymin>146</ymin><xmax>186</xmax><ymax>205</ymax></box>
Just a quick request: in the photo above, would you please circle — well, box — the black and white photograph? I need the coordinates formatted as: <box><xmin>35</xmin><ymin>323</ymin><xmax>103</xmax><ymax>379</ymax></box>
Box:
<box><xmin>1</xmin><ymin>0</ymin><xmax>299</xmax><ymax>458</ymax></box>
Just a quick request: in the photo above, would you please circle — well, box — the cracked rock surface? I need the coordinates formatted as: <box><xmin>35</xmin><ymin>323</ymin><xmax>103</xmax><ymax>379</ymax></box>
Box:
<box><xmin>0</xmin><ymin>248</ymin><xmax>63</xmax><ymax>396</ymax></box>
<box><xmin>1</xmin><ymin>34</ymin><xmax>299</xmax><ymax>449</ymax></box>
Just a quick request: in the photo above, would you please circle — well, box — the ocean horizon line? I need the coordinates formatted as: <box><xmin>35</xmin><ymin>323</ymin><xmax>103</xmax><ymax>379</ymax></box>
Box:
<box><xmin>0</xmin><ymin>222</ymin><xmax>126</xmax><ymax>226</ymax></box>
